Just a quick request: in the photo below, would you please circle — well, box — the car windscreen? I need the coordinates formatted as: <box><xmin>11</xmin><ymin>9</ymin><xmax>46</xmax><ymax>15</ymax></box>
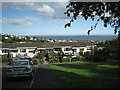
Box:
<box><xmin>10</xmin><ymin>61</ymin><xmax>28</xmax><ymax>66</ymax></box>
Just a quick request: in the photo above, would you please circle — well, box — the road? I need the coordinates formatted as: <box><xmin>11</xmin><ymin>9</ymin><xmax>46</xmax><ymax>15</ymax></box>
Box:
<box><xmin>2</xmin><ymin>63</ymin><xmax>37</xmax><ymax>89</ymax></box>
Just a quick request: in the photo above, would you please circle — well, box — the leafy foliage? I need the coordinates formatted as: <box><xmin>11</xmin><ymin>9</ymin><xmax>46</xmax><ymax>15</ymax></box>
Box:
<box><xmin>2</xmin><ymin>55</ymin><xmax>10</xmax><ymax>62</ymax></box>
<box><xmin>36</xmin><ymin>53</ymin><xmax>43</xmax><ymax>59</ymax></box>
<box><xmin>65</xmin><ymin>1</ymin><xmax>120</xmax><ymax>60</ymax></box>
<box><xmin>96</xmin><ymin>38</ymin><xmax>119</xmax><ymax>60</ymax></box>
<box><xmin>65</xmin><ymin>2</ymin><xmax>120</xmax><ymax>35</ymax></box>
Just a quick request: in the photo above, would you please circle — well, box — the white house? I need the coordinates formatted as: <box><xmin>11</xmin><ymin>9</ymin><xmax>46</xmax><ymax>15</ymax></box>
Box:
<box><xmin>9</xmin><ymin>48</ymin><xmax>18</xmax><ymax>57</ymax></box>
<box><xmin>61</xmin><ymin>46</ymin><xmax>73</xmax><ymax>55</ymax></box>
<box><xmin>1</xmin><ymin>42</ymin><xmax>92</xmax><ymax>58</ymax></box>
<box><xmin>30</xmin><ymin>38</ymin><xmax>34</xmax><ymax>40</ymax></box>
<box><xmin>53</xmin><ymin>47</ymin><xmax>61</xmax><ymax>53</ymax></box>
<box><xmin>5</xmin><ymin>37</ymin><xmax>8</xmax><ymax>39</ymax></box>
<box><xmin>52</xmin><ymin>46</ymin><xmax>73</xmax><ymax>55</ymax></box>
<box><xmin>17</xmin><ymin>47</ymin><xmax>37</xmax><ymax>58</ymax></box>
<box><xmin>72</xmin><ymin>46</ymin><xmax>91</xmax><ymax>56</ymax></box>
<box><xmin>0</xmin><ymin>48</ymin><xmax>9</xmax><ymax>55</ymax></box>
<box><xmin>72</xmin><ymin>47</ymin><xmax>80</xmax><ymax>56</ymax></box>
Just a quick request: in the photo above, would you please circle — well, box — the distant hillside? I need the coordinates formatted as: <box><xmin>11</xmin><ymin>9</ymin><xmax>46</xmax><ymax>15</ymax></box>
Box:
<box><xmin>1</xmin><ymin>34</ymin><xmax>49</xmax><ymax>43</ymax></box>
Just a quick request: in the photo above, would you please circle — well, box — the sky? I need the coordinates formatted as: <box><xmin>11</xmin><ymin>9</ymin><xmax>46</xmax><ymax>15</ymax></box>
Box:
<box><xmin>1</xmin><ymin>0</ymin><xmax>118</xmax><ymax>36</ymax></box>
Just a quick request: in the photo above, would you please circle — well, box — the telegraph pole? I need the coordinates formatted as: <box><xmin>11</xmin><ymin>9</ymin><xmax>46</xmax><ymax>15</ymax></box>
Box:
<box><xmin>91</xmin><ymin>40</ymin><xmax>95</xmax><ymax>61</ymax></box>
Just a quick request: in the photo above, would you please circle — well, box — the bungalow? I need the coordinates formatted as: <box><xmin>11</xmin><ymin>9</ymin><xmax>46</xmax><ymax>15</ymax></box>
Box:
<box><xmin>0</xmin><ymin>42</ymin><xmax>92</xmax><ymax>58</ymax></box>
<box><xmin>61</xmin><ymin>46</ymin><xmax>73</xmax><ymax>55</ymax></box>
<box><xmin>17</xmin><ymin>47</ymin><xmax>37</xmax><ymax>58</ymax></box>
<box><xmin>59</xmin><ymin>42</ymin><xmax>92</xmax><ymax>56</ymax></box>
<box><xmin>0</xmin><ymin>48</ymin><xmax>9</xmax><ymax>55</ymax></box>
<box><xmin>53</xmin><ymin>46</ymin><xmax>91</xmax><ymax>56</ymax></box>
<box><xmin>53</xmin><ymin>46</ymin><xmax>73</xmax><ymax>55</ymax></box>
<box><xmin>9</xmin><ymin>48</ymin><xmax>18</xmax><ymax>57</ymax></box>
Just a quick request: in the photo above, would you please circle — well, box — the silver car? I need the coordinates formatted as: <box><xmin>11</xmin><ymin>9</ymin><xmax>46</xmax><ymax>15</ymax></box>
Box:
<box><xmin>6</xmin><ymin>59</ymin><xmax>35</xmax><ymax>79</ymax></box>
<box><xmin>19</xmin><ymin>56</ymin><xmax>34</xmax><ymax>64</ymax></box>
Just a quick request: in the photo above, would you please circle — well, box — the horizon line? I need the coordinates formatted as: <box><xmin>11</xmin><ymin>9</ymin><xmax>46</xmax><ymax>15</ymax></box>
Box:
<box><xmin>2</xmin><ymin>33</ymin><xmax>118</xmax><ymax>36</ymax></box>
<box><xmin>1</xmin><ymin>33</ymin><xmax>118</xmax><ymax>36</ymax></box>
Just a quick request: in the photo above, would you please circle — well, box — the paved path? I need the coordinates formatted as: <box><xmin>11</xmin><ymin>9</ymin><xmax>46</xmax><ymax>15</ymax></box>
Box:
<box><xmin>30</xmin><ymin>63</ymin><xmax>59</xmax><ymax>88</ymax></box>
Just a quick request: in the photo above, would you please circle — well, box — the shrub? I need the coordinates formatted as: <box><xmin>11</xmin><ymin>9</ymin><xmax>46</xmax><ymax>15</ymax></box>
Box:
<box><xmin>49</xmin><ymin>60</ymin><xmax>53</xmax><ymax>63</ymax></box>
<box><xmin>85</xmin><ymin>54</ymin><xmax>106</xmax><ymax>62</ymax></box>
<box><xmin>36</xmin><ymin>53</ymin><xmax>43</xmax><ymax>59</ymax></box>
<box><xmin>12</xmin><ymin>57</ymin><xmax>18</xmax><ymax>61</ymax></box>
<box><xmin>32</xmin><ymin>59</ymin><xmax>38</xmax><ymax>65</ymax></box>
<box><xmin>93</xmin><ymin>55</ymin><xmax>106</xmax><ymax>62</ymax></box>
<box><xmin>85</xmin><ymin>54</ymin><xmax>107</xmax><ymax>62</ymax></box>
<box><xmin>39</xmin><ymin>61</ymin><xmax>44</xmax><ymax>64</ymax></box>
<box><xmin>72</xmin><ymin>56</ymin><xmax>85</xmax><ymax>62</ymax></box>
<box><xmin>72</xmin><ymin>57</ymin><xmax>79</xmax><ymax>62</ymax></box>
<box><xmin>62</xmin><ymin>58</ymin><xmax>66</xmax><ymax>62</ymax></box>
<box><xmin>39</xmin><ymin>59</ymin><xmax>44</xmax><ymax>64</ymax></box>
<box><xmin>85</xmin><ymin>55</ymin><xmax>93</xmax><ymax>61</ymax></box>
<box><xmin>2</xmin><ymin>55</ymin><xmax>10</xmax><ymax>62</ymax></box>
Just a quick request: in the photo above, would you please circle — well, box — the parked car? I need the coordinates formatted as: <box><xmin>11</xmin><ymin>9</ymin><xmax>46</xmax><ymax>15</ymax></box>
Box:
<box><xmin>19</xmin><ymin>56</ymin><xmax>33</xmax><ymax>64</ymax></box>
<box><xmin>6</xmin><ymin>59</ymin><xmax>35</xmax><ymax>79</ymax></box>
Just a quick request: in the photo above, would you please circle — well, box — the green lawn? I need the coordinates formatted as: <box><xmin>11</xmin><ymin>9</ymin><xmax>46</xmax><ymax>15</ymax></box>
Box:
<box><xmin>49</xmin><ymin>59</ymin><xmax>119</xmax><ymax>88</ymax></box>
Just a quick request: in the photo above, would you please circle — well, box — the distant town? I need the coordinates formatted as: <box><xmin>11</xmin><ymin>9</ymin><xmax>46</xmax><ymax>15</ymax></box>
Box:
<box><xmin>1</xmin><ymin>33</ymin><xmax>81</xmax><ymax>43</ymax></box>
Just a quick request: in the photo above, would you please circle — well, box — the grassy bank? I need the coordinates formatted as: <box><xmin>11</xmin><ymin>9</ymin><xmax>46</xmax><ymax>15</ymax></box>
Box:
<box><xmin>49</xmin><ymin>59</ymin><xmax>119</xmax><ymax>88</ymax></box>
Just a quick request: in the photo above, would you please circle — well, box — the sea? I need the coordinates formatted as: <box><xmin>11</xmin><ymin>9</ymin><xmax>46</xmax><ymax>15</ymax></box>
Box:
<box><xmin>29</xmin><ymin>35</ymin><xmax>118</xmax><ymax>41</ymax></box>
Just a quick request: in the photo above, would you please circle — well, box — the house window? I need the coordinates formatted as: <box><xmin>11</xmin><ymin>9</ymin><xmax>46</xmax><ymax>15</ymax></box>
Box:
<box><xmin>2</xmin><ymin>50</ymin><xmax>8</xmax><ymax>53</ymax></box>
<box><xmin>64</xmin><ymin>48</ymin><xmax>71</xmax><ymax>51</ymax></box>
<box><xmin>80</xmin><ymin>48</ymin><xmax>84</xmax><ymax>52</ymax></box>
<box><xmin>11</xmin><ymin>50</ymin><xmax>18</xmax><ymax>53</ymax></box>
<box><xmin>72</xmin><ymin>49</ymin><xmax>76</xmax><ymax>52</ymax></box>
<box><xmin>65</xmin><ymin>53</ymin><xmax>68</xmax><ymax>55</ymax></box>
<box><xmin>54</xmin><ymin>48</ymin><xmax>60</xmax><ymax>51</ymax></box>
<box><xmin>29</xmin><ymin>50</ymin><xmax>34</xmax><ymax>53</ymax></box>
<box><xmin>20</xmin><ymin>49</ymin><xmax>26</xmax><ymax>52</ymax></box>
<box><xmin>87</xmin><ymin>48</ymin><xmax>91</xmax><ymax>50</ymax></box>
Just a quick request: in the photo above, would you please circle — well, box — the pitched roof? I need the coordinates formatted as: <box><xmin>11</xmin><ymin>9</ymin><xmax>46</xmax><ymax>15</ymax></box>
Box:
<box><xmin>59</xmin><ymin>41</ymin><xmax>91</xmax><ymax>47</ymax></box>
<box><xmin>2</xmin><ymin>41</ymin><xmax>91</xmax><ymax>49</ymax></box>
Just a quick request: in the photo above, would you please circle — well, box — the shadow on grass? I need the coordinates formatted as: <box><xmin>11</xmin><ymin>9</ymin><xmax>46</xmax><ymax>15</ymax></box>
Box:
<box><xmin>50</xmin><ymin>62</ymin><xmax>119</xmax><ymax>88</ymax></box>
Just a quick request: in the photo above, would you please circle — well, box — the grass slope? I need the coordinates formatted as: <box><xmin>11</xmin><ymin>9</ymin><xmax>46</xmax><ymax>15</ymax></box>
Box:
<box><xmin>49</xmin><ymin>60</ymin><xmax>119</xmax><ymax>88</ymax></box>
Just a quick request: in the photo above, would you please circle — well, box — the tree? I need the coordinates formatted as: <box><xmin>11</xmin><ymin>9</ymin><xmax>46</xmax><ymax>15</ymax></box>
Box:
<box><xmin>64</xmin><ymin>1</ymin><xmax>120</xmax><ymax>35</ymax></box>
<box><xmin>25</xmin><ymin>36</ymin><xmax>30</xmax><ymax>42</ymax></box>
<box><xmin>64</xmin><ymin>1</ymin><xmax>120</xmax><ymax>60</ymax></box>
<box><xmin>33</xmin><ymin>36</ymin><xmax>37</xmax><ymax>41</ymax></box>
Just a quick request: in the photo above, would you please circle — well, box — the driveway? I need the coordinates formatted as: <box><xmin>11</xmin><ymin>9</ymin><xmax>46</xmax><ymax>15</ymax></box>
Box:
<box><xmin>2</xmin><ymin>62</ymin><xmax>59</xmax><ymax>88</ymax></box>
<box><xmin>30</xmin><ymin>63</ymin><xmax>59</xmax><ymax>88</ymax></box>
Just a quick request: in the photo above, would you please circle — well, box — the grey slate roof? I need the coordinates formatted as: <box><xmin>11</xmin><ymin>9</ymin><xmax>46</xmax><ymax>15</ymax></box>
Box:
<box><xmin>2</xmin><ymin>41</ymin><xmax>91</xmax><ymax>49</ymax></box>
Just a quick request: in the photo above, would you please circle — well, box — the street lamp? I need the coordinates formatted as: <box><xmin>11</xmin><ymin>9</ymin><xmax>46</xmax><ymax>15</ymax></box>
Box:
<box><xmin>91</xmin><ymin>40</ymin><xmax>95</xmax><ymax>61</ymax></box>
